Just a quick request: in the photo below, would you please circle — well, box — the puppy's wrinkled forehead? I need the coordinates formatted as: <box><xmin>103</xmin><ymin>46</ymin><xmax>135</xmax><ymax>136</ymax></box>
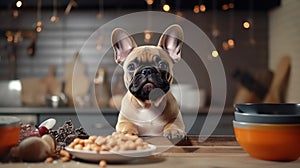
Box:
<box><xmin>124</xmin><ymin>46</ymin><xmax>172</xmax><ymax>65</ymax></box>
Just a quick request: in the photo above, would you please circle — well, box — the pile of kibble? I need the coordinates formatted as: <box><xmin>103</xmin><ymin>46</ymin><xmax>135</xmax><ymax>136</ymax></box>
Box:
<box><xmin>67</xmin><ymin>132</ymin><xmax>151</xmax><ymax>168</ymax></box>
<box><xmin>68</xmin><ymin>132</ymin><xmax>150</xmax><ymax>152</ymax></box>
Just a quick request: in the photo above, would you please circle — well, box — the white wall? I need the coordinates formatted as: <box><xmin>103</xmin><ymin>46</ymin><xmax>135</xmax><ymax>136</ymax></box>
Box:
<box><xmin>269</xmin><ymin>0</ymin><xmax>300</xmax><ymax>102</ymax></box>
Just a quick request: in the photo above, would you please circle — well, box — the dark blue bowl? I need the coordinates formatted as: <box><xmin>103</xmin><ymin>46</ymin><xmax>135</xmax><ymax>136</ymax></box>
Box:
<box><xmin>234</xmin><ymin>103</ymin><xmax>300</xmax><ymax>124</ymax></box>
<box><xmin>234</xmin><ymin>103</ymin><xmax>300</xmax><ymax>114</ymax></box>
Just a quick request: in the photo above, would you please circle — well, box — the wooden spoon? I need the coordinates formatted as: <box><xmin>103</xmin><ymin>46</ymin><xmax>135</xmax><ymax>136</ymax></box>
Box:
<box><xmin>44</xmin><ymin>65</ymin><xmax>62</xmax><ymax>95</ymax></box>
<box><xmin>21</xmin><ymin>78</ymin><xmax>47</xmax><ymax>106</ymax></box>
<box><xmin>64</xmin><ymin>52</ymin><xmax>90</xmax><ymax>106</ymax></box>
<box><xmin>263</xmin><ymin>55</ymin><xmax>291</xmax><ymax>103</ymax></box>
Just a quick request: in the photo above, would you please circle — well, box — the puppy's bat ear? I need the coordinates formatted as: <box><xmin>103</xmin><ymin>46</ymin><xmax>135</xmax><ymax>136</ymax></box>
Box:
<box><xmin>158</xmin><ymin>24</ymin><xmax>184</xmax><ymax>63</ymax></box>
<box><xmin>111</xmin><ymin>28</ymin><xmax>137</xmax><ymax>65</ymax></box>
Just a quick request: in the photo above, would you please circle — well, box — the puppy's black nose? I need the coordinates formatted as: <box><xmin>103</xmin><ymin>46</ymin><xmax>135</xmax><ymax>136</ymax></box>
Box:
<box><xmin>141</xmin><ymin>67</ymin><xmax>155</xmax><ymax>76</ymax></box>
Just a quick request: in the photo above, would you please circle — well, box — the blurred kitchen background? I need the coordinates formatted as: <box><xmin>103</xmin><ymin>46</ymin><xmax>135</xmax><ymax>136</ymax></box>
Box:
<box><xmin>0</xmin><ymin>0</ymin><xmax>299</xmax><ymax>135</ymax></box>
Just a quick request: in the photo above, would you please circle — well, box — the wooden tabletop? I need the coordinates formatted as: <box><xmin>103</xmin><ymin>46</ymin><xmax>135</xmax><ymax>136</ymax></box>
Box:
<box><xmin>1</xmin><ymin>136</ymin><xmax>299</xmax><ymax>168</ymax></box>
<box><xmin>144</xmin><ymin>135</ymin><xmax>242</xmax><ymax>154</ymax></box>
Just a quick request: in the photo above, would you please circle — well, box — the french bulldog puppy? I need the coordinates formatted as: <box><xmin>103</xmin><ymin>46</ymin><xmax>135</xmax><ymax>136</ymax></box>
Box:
<box><xmin>111</xmin><ymin>24</ymin><xmax>185</xmax><ymax>138</ymax></box>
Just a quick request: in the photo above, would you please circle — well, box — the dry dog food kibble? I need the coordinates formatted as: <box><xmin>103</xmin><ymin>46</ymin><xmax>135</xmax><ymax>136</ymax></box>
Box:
<box><xmin>68</xmin><ymin>132</ymin><xmax>150</xmax><ymax>152</ymax></box>
<box><xmin>59</xmin><ymin>149</ymin><xmax>71</xmax><ymax>162</ymax></box>
<box><xmin>99</xmin><ymin>160</ymin><xmax>107</xmax><ymax>168</ymax></box>
<box><xmin>44</xmin><ymin>157</ymin><xmax>54</xmax><ymax>163</ymax></box>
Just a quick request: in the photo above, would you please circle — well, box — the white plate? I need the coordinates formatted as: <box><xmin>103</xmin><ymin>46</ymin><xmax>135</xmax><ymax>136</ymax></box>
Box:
<box><xmin>65</xmin><ymin>144</ymin><xmax>156</xmax><ymax>163</ymax></box>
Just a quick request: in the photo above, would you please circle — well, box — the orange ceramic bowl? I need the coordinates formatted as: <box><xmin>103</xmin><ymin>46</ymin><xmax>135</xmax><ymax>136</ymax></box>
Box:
<box><xmin>233</xmin><ymin>120</ymin><xmax>300</xmax><ymax>161</ymax></box>
<box><xmin>0</xmin><ymin>116</ymin><xmax>21</xmax><ymax>158</ymax></box>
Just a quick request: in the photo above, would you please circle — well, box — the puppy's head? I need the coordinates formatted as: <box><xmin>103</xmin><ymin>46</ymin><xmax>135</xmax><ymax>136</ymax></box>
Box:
<box><xmin>111</xmin><ymin>25</ymin><xmax>184</xmax><ymax>103</ymax></box>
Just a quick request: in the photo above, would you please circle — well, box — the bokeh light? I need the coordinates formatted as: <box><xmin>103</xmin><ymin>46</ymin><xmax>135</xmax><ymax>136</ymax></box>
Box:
<box><xmin>212</xmin><ymin>50</ymin><xmax>219</xmax><ymax>57</ymax></box>
<box><xmin>163</xmin><ymin>4</ymin><xmax>170</xmax><ymax>12</ymax></box>
<box><xmin>243</xmin><ymin>21</ymin><xmax>251</xmax><ymax>29</ymax></box>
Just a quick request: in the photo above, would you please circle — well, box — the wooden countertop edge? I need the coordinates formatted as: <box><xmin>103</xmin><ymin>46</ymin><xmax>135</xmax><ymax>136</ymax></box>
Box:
<box><xmin>0</xmin><ymin>107</ymin><xmax>235</xmax><ymax>114</ymax></box>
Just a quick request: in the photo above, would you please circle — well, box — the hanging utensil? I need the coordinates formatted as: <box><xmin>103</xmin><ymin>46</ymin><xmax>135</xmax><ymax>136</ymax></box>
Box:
<box><xmin>65</xmin><ymin>0</ymin><xmax>78</xmax><ymax>15</ymax></box>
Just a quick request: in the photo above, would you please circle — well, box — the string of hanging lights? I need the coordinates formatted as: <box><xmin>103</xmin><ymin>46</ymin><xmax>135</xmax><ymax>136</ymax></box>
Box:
<box><xmin>144</xmin><ymin>0</ymin><xmax>154</xmax><ymax>43</ymax></box>
<box><xmin>222</xmin><ymin>0</ymin><xmax>235</xmax><ymax>51</ymax></box>
<box><xmin>247</xmin><ymin>0</ymin><xmax>256</xmax><ymax>45</ymax></box>
<box><xmin>194</xmin><ymin>0</ymin><xmax>206</xmax><ymax>14</ymax></box>
<box><xmin>36</xmin><ymin>0</ymin><xmax>42</xmax><ymax>33</ymax></box>
<box><xmin>8</xmin><ymin>0</ymin><xmax>257</xmax><ymax>53</ymax></box>
<box><xmin>97</xmin><ymin>0</ymin><xmax>104</xmax><ymax>19</ymax></box>
<box><xmin>50</xmin><ymin>0</ymin><xmax>59</xmax><ymax>22</ymax></box>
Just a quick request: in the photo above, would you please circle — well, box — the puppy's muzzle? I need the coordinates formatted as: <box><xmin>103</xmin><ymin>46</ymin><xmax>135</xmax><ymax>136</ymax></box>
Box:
<box><xmin>141</xmin><ymin>67</ymin><xmax>157</xmax><ymax>77</ymax></box>
<box><xmin>129</xmin><ymin>66</ymin><xmax>169</xmax><ymax>101</ymax></box>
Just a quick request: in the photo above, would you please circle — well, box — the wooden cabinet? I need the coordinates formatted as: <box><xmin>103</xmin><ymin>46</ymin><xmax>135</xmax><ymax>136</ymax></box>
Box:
<box><xmin>183</xmin><ymin>113</ymin><xmax>234</xmax><ymax>135</ymax></box>
<box><xmin>0</xmin><ymin>107</ymin><xmax>234</xmax><ymax>135</ymax></box>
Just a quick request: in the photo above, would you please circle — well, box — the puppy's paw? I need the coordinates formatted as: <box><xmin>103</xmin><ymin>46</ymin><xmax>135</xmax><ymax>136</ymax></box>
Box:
<box><xmin>116</xmin><ymin>122</ymin><xmax>139</xmax><ymax>135</ymax></box>
<box><xmin>163</xmin><ymin>127</ymin><xmax>186</xmax><ymax>139</ymax></box>
<box><xmin>120</xmin><ymin>128</ymin><xmax>139</xmax><ymax>136</ymax></box>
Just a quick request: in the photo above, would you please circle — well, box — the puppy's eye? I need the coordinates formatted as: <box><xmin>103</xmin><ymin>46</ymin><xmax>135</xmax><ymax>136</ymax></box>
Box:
<box><xmin>158</xmin><ymin>62</ymin><xmax>168</xmax><ymax>70</ymax></box>
<box><xmin>127</xmin><ymin>63</ymin><xmax>137</xmax><ymax>72</ymax></box>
